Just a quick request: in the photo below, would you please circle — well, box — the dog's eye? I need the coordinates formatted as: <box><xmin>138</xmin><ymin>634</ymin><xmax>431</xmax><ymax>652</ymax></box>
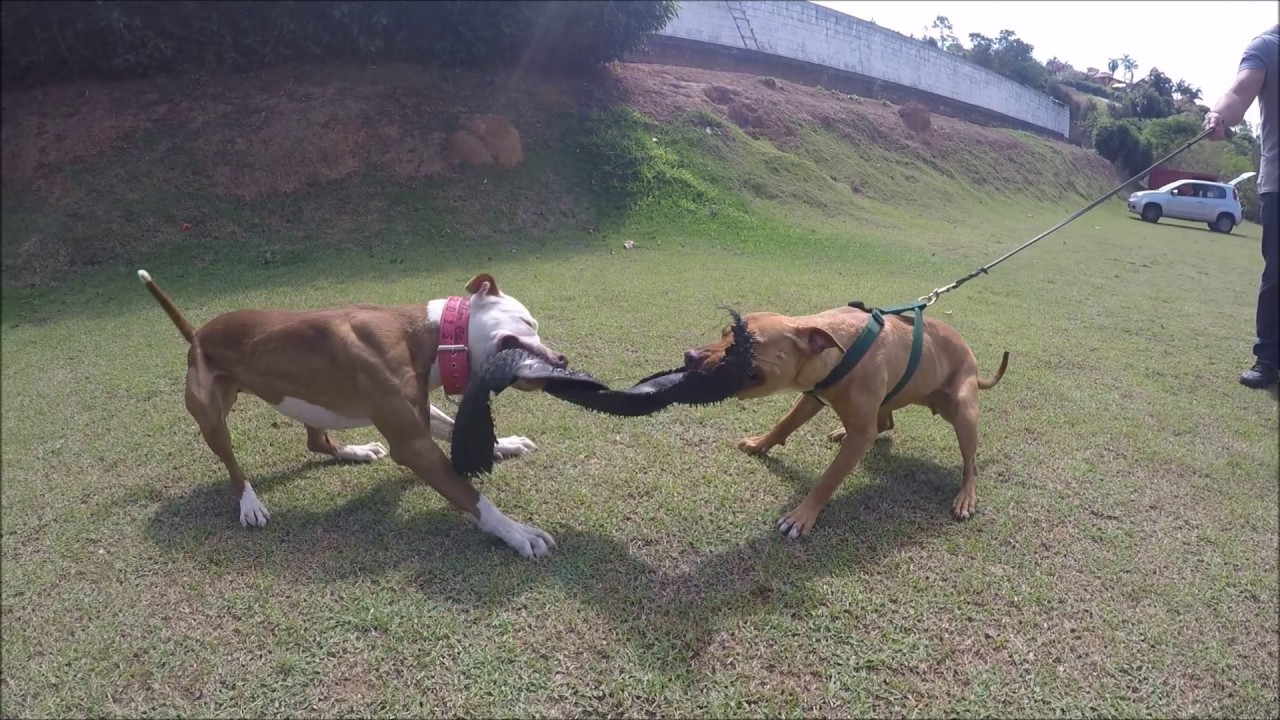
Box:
<box><xmin>746</xmin><ymin>369</ymin><xmax>760</xmax><ymax>382</ymax></box>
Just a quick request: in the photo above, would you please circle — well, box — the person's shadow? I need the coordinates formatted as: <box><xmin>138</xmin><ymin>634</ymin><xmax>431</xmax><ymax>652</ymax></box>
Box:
<box><xmin>146</xmin><ymin>435</ymin><xmax>967</xmax><ymax>677</ymax></box>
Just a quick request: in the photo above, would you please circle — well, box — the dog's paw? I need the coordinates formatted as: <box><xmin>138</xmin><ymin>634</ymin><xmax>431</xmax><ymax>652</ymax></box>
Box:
<box><xmin>475</xmin><ymin>496</ymin><xmax>556</xmax><ymax>559</ymax></box>
<box><xmin>827</xmin><ymin>427</ymin><xmax>846</xmax><ymax>443</ymax></box>
<box><xmin>737</xmin><ymin>435</ymin><xmax>773</xmax><ymax>456</ymax></box>
<box><xmin>239</xmin><ymin>489</ymin><xmax>271</xmax><ymax>528</ymax></box>
<box><xmin>951</xmin><ymin>489</ymin><xmax>977</xmax><ymax>521</ymax></box>
<box><xmin>494</xmin><ymin>436</ymin><xmax>537</xmax><ymax>460</ymax></box>
<box><xmin>777</xmin><ymin>504</ymin><xmax>819</xmax><ymax>539</ymax></box>
<box><xmin>336</xmin><ymin>441</ymin><xmax>388</xmax><ymax>462</ymax></box>
<box><xmin>504</xmin><ymin>521</ymin><xmax>557</xmax><ymax>559</ymax></box>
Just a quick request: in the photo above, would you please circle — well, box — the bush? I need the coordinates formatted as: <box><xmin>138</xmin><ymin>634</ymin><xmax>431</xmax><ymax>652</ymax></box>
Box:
<box><xmin>1093</xmin><ymin>119</ymin><xmax>1154</xmax><ymax>178</ymax></box>
<box><xmin>1059</xmin><ymin>78</ymin><xmax>1118</xmax><ymax>102</ymax></box>
<box><xmin>0</xmin><ymin>0</ymin><xmax>678</xmax><ymax>87</ymax></box>
<box><xmin>575</xmin><ymin>107</ymin><xmax>717</xmax><ymax>210</ymax></box>
<box><xmin>1141</xmin><ymin>113</ymin><xmax>1203</xmax><ymax>158</ymax></box>
<box><xmin>1073</xmin><ymin>102</ymin><xmax>1103</xmax><ymax>148</ymax></box>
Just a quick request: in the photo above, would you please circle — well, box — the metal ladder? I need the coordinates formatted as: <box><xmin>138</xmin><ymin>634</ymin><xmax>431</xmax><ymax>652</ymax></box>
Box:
<box><xmin>725</xmin><ymin>1</ymin><xmax>761</xmax><ymax>51</ymax></box>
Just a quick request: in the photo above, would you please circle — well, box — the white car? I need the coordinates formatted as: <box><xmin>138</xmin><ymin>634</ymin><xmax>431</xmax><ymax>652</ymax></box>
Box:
<box><xmin>1127</xmin><ymin>172</ymin><xmax>1257</xmax><ymax>234</ymax></box>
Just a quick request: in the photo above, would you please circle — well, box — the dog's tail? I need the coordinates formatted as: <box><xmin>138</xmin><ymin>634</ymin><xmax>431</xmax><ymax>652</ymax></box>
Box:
<box><xmin>137</xmin><ymin>270</ymin><xmax>195</xmax><ymax>344</ymax></box>
<box><xmin>978</xmin><ymin>351</ymin><xmax>1009</xmax><ymax>390</ymax></box>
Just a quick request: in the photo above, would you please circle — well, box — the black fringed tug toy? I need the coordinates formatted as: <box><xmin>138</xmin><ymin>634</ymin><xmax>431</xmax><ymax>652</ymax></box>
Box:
<box><xmin>450</xmin><ymin>309</ymin><xmax>757</xmax><ymax>478</ymax></box>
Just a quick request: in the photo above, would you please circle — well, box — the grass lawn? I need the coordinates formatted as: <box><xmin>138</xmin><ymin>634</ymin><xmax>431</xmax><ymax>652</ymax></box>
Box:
<box><xmin>2</xmin><ymin>97</ymin><xmax>1277</xmax><ymax>717</ymax></box>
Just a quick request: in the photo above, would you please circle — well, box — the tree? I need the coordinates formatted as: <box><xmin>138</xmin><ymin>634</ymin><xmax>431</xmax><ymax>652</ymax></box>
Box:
<box><xmin>1146</xmin><ymin>68</ymin><xmax>1174</xmax><ymax>100</ymax></box>
<box><xmin>964</xmin><ymin>29</ymin><xmax>1050</xmax><ymax>90</ymax></box>
<box><xmin>1094</xmin><ymin>119</ymin><xmax>1154</xmax><ymax>176</ymax></box>
<box><xmin>1</xmin><ymin>0</ymin><xmax>681</xmax><ymax>85</ymax></box>
<box><xmin>924</xmin><ymin>15</ymin><xmax>962</xmax><ymax>53</ymax></box>
<box><xmin>1120</xmin><ymin>54</ymin><xmax>1139</xmax><ymax>86</ymax></box>
<box><xmin>1108</xmin><ymin>58</ymin><xmax>1120</xmax><ymax>75</ymax></box>
<box><xmin>1142</xmin><ymin>113</ymin><xmax>1203</xmax><ymax>157</ymax></box>
<box><xmin>1124</xmin><ymin>85</ymin><xmax>1175</xmax><ymax>119</ymax></box>
<box><xmin>1230</xmin><ymin>120</ymin><xmax>1261</xmax><ymax>166</ymax></box>
<box><xmin>1173</xmin><ymin>79</ymin><xmax>1202</xmax><ymax>104</ymax></box>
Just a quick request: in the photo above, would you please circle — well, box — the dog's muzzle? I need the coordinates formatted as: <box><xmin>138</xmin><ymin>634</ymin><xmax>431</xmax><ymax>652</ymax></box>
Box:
<box><xmin>502</xmin><ymin>335</ymin><xmax>567</xmax><ymax>368</ymax></box>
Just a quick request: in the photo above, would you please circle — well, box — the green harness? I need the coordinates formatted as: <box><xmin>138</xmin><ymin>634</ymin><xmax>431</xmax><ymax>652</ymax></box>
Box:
<box><xmin>805</xmin><ymin>300</ymin><xmax>927</xmax><ymax>406</ymax></box>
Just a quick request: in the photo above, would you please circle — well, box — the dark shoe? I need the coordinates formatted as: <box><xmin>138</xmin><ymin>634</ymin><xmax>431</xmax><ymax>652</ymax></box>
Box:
<box><xmin>1239</xmin><ymin>362</ymin><xmax>1279</xmax><ymax>389</ymax></box>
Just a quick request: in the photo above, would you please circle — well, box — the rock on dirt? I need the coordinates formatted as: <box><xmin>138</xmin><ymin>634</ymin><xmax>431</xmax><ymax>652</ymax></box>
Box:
<box><xmin>448</xmin><ymin>114</ymin><xmax>524</xmax><ymax>168</ymax></box>
<box><xmin>898</xmin><ymin>102</ymin><xmax>931</xmax><ymax>133</ymax></box>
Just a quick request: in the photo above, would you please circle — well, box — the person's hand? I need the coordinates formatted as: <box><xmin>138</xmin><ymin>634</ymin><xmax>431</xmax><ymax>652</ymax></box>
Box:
<box><xmin>1204</xmin><ymin>111</ymin><xmax>1227</xmax><ymax>141</ymax></box>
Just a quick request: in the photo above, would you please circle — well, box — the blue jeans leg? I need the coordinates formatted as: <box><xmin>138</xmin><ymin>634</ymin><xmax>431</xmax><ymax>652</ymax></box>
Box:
<box><xmin>1255</xmin><ymin>192</ymin><xmax>1279</xmax><ymax>369</ymax></box>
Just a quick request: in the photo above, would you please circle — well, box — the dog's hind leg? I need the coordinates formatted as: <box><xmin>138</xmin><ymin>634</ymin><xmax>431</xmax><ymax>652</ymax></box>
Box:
<box><xmin>739</xmin><ymin>393</ymin><xmax>825</xmax><ymax>455</ymax></box>
<box><xmin>305</xmin><ymin>425</ymin><xmax>388</xmax><ymax>463</ymax></box>
<box><xmin>827</xmin><ymin>408</ymin><xmax>894</xmax><ymax>443</ymax></box>
<box><xmin>429</xmin><ymin>403</ymin><xmax>535</xmax><ymax>461</ymax></box>
<box><xmin>937</xmin><ymin>384</ymin><xmax>981</xmax><ymax>521</ymax></box>
<box><xmin>184</xmin><ymin>369</ymin><xmax>270</xmax><ymax>527</ymax></box>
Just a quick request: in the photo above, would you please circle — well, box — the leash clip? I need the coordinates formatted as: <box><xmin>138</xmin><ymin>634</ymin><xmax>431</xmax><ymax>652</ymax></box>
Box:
<box><xmin>917</xmin><ymin>281</ymin><xmax>958</xmax><ymax>307</ymax></box>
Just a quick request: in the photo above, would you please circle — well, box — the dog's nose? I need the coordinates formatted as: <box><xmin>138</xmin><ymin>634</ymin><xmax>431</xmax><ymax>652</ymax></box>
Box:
<box><xmin>684</xmin><ymin>349</ymin><xmax>705</xmax><ymax>370</ymax></box>
<box><xmin>551</xmin><ymin>352</ymin><xmax>568</xmax><ymax>368</ymax></box>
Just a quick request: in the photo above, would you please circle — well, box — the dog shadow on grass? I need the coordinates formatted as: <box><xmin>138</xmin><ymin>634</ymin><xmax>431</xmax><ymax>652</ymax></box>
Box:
<box><xmin>146</xmin><ymin>436</ymin><xmax>962</xmax><ymax>675</ymax></box>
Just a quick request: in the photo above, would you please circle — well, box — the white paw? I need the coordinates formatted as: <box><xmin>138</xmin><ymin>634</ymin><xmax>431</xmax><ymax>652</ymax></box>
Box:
<box><xmin>475</xmin><ymin>495</ymin><xmax>556</xmax><ymax>559</ymax></box>
<box><xmin>503</xmin><ymin>521</ymin><xmax>557</xmax><ymax>559</ymax></box>
<box><xmin>239</xmin><ymin>488</ymin><xmax>271</xmax><ymax>527</ymax></box>
<box><xmin>336</xmin><ymin>441</ymin><xmax>388</xmax><ymax>462</ymax></box>
<box><xmin>493</xmin><ymin>435</ymin><xmax>537</xmax><ymax>460</ymax></box>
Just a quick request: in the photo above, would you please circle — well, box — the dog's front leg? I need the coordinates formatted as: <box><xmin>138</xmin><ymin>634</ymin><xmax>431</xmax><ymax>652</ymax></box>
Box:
<box><xmin>428</xmin><ymin>403</ymin><xmax>536</xmax><ymax>461</ymax></box>
<box><xmin>379</xmin><ymin>400</ymin><xmax>555</xmax><ymax>559</ymax></box>
<box><xmin>427</xmin><ymin>404</ymin><xmax>455</xmax><ymax>442</ymax></box>
<box><xmin>739</xmin><ymin>394</ymin><xmax>825</xmax><ymax>456</ymax></box>
<box><xmin>778</xmin><ymin>413</ymin><xmax>878</xmax><ymax>539</ymax></box>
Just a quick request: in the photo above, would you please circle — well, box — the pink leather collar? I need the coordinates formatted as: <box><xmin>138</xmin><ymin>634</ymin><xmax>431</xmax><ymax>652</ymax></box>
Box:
<box><xmin>438</xmin><ymin>295</ymin><xmax>471</xmax><ymax>395</ymax></box>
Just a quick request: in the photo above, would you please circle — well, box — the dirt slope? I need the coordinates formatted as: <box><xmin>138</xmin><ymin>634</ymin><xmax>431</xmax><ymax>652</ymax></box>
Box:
<box><xmin>0</xmin><ymin>62</ymin><xmax>1118</xmax><ymax>285</ymax></box>
<box><xmin>2</xmin><ymin>62</ymin><xmax>1112</xmax><ymax>197</ymax></box>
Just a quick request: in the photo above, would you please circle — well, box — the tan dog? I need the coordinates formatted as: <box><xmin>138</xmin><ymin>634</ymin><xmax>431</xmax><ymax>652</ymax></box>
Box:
<box><xmin>138</xmin><ymin>269</ymin><xmax>565</xmax><ymax>558</ymax></box>
<box><xmin>685</xmin><ymin>306</ymin><xmax>1008</xmax><ymax>538</ymax></box>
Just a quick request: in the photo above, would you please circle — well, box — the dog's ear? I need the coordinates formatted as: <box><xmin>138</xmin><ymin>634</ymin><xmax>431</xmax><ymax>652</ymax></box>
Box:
<box><xmin>465</xmin><ymin>273</ymin><xmax>501</xmax><ymax>297</ymax></box>
<box><xmin>794</xmin><ymin>327</ymin><xmax>844</xmax><ymax>355</ymax></box>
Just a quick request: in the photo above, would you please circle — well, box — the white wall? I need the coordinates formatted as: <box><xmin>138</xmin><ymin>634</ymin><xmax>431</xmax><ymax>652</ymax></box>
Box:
<box><xmin>658</xmin><ymin>0</ymin><xmax>1070</xmax><ymax>137</ymax></box>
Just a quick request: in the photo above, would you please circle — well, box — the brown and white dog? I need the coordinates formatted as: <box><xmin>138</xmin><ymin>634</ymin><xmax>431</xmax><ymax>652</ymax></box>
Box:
<box><xmin>684</xmin><ymin>306</ymin><xmax>1008</xmax><ymax>538</ymax></box>
<box><xmin>138</xmin><ymin>269</ymin><xmax>565</xmax><ymax>558</ymax></box>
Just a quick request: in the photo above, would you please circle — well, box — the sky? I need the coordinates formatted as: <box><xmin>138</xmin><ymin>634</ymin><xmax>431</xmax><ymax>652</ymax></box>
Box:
<box><xmin>813</xmin><ymin>1</ymin><xmax>1276</xmax><ymax>128</ymax></box>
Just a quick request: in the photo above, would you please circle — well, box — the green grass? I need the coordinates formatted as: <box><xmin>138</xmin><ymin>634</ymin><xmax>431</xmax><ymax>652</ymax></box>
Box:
<box><xmin>2</xmin><ymin>101</ymin><xmax>1277</xmax><ymax>718</ymax></box>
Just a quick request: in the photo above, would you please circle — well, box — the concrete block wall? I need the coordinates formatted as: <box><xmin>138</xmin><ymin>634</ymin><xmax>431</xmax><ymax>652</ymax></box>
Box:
<box><xmin>657</xmin><ymin>1</ymin><xmax>1070</xmax><ymax>137</ymax></box>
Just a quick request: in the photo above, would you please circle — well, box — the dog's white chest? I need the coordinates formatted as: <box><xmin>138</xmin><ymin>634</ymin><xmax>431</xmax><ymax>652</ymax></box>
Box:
<box><xmin>272</xmin><ymin>398</ymin><xmax>372</xmax><ymax>429</ymax></box>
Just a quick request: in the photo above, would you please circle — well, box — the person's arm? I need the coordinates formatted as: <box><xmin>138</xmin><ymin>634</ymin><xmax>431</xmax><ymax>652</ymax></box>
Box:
<box><xmin>1204</xmin><ymin>33</ymin><xmax>1270</xmax><ymax>140</ymax></box>
<box><xmin>1205</xmin><ymin>68</ymin><xmax>1265</xmax><ymax>138</ymax></box>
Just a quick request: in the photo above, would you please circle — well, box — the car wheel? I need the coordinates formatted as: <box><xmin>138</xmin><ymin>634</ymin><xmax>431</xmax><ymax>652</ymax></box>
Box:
<box><xmin>1214</xmin><ymin>213</ymin><xmax>1235</xmax><ymax>234</ymax></box>
<box><xmin>1141</xmin><ymin>204</ymin><xmax>1162</xmax><ymax>223</ymax></box>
